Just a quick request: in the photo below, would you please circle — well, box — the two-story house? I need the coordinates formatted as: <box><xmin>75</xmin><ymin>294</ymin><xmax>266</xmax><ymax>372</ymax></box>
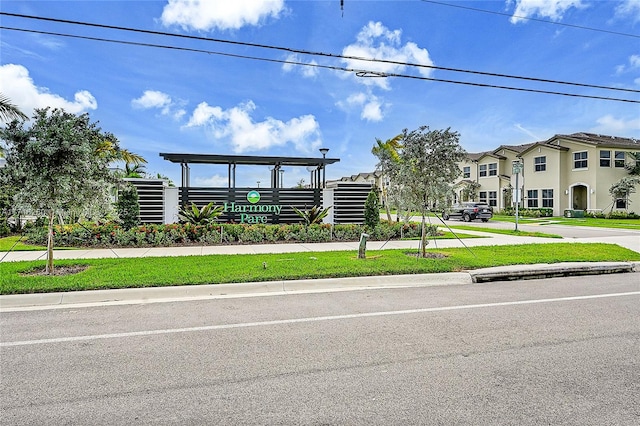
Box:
<box><xmin>456</xmin><ymin>133</ymin><xmax>640</xmax><ymax>216</ymax></box>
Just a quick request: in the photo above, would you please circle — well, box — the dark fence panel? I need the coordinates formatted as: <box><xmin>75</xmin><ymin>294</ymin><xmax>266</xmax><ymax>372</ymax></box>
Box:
<box><xmin>125</xmin><ymin>179</ymin><xmax>166</xmax><ymax>224</ymax></box>
<box><xmin>331</xmin><ymin>183</ymin><xmax>372</xmax><ymax>224</ymax></box>
<box><xmin>180</xmin><ymin>187</ymin><xmax>322</xmax><ymax>224</ymax></box>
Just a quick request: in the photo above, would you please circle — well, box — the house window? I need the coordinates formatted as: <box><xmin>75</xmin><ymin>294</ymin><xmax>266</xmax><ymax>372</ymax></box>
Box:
<box><xmin>616</xmin><ymin>199</ymin><xmax>627</xmax><ymax>209</ymax></box>
<box><xmin>488</xmin><ymin>163</ymin><xmax>497</xmax><ymax>176</ymax></box>
<box><xmin>542</xmin><ymin>189</ymin><xmax>553</xmax><ymax>208</ymax></box>
<box><xmin>599</xmin><ymin>150</ymin><xmax>611</xmax><ymax>167</ymax></box>
<box><xmin>488</xmin><ymin>191</ymin><xmax>497</xmax><ymax>207</ymax></box>
<box><xmin>615</xmin><ymin>151</ymin><xmax>625</xmax><ymax>168</ymax></box>
<box><xmin>463</xmin><ymin>166</ymin><xmax>471</xmax><ymax>179</ymax></box>
<box><xmin>479</xmin><ymin>164</ymin><xmax>487</xmax><ymax>177</ymax></box>
<box><xmin>479</xmin><ymin>191</ymin><xmax>487</xmax><ymax>203</ymax></box>
<box><xmin>573</xmin><ymin>151</ymin><xmax>588</xmax><ymax>169</ymax></box>
<box><xmin>534</xmin><ymin>156</ymin><xmax>546</xmax><ymax>172</ymax></box>
<box><xmin>527</xmin><ymin>189</ymin><xmax>538</xmax><ymax>208</ymax></box>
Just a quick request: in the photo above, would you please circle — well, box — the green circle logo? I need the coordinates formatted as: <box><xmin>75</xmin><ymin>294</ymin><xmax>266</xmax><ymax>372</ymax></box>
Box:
<box><xmin>247</xmin><ymin>190</ymin><xmax>261</xmax><ymax>204</ymax></box>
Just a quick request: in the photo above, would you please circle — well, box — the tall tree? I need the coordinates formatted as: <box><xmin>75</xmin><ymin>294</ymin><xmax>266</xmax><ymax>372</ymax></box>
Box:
<box><xmin>397</xmin><ymin>126</ymin><xmax>466</xmax><ymax>257</ymax></box>
<box><xmin>0</xmin><ymin>108</ymin><xmax>119</xmax><ymax>273</ymax></box>
<box><xmin>371</xmin><ymin>134</ymin><xmax>402</xmax><ymax>221</ymax></box>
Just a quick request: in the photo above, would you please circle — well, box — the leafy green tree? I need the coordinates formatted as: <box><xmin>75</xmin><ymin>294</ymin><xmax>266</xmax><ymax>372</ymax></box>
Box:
<box><xmin>397</xmin><ymin>126</ymin><xmax>466</xmax><ymax>257</ymax></box>
<box><xmin>116</xmin><ymin>183</ymin><xmax>140</xmax><ymax>229</ymax></box>
<box><xmin>0</xmin><ymin>108</ymin><xmax>119</xmax><ymax>273</ymax></box>
<box><xmin>625</xmin><ymin>152</ymin><xmax>640</xmax><ymax>176</ymax></box>
<box><xmin>459</xmin><ymin>180</ymin><xmax>481</xmax><ymax>202</ymax></box>
<box><xmin>364</xmin><ymin>190</ymin><xmax>380</xmax><ymax>230</ymax></box>
<box><xmin>609</xmin><ymin>176</ymin><xmax>640</xmax><ymax>212</ymax></box>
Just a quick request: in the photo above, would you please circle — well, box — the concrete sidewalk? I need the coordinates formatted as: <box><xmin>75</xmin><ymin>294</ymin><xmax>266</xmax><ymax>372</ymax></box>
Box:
<box><xmin>1</xmin><ymin>228</ymin><xmax>639</xmax><ymax>310</ymax></box>
<box><xmin>2</xmin><ymin>227</ymin><xmax>639</xmax><ymax>261</ymax></box>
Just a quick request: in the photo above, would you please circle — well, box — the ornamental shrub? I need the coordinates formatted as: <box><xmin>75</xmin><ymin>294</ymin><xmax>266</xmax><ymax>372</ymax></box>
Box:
<box><xmin>116</xmin><ymin>183</ymin><xmax>140</xmax><ymax>230</ymax></box>
<box><xmin>364</xmin><ymin>190</ymin><xmax>380</xmax><ymax>230</ymax></box>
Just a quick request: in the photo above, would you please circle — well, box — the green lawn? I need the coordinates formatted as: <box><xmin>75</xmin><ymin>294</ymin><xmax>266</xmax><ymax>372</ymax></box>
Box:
<box><xmin>0</xmin><ymin>236</ymin><xmax>47</xmax><ymax>252</ymax></box>
<box><xmin>1</xmin><ymin>243</ymin><xmax>638</xmax><ymax>295</ymax></box>
<box><xmin>492</xmin><ymin>215</ymin><xmax>640</xmax><ymax>230</ymax></box>
<box><xmin>443</xmin><ymin>225</ymin><xmax>562</xmax><ymax>239</ymax></box>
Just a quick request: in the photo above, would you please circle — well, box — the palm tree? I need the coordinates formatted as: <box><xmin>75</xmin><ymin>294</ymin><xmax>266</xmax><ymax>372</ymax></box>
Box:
<box><xmin>124</xmin><ymin>162</ymin><xmax>146</xmax><ymax>178</ymax></box>
<box><xmin>0</xmin><ymin>93</ymin><xmax>28</xmax><ymax>123</ymax></box>
<box><xmin>372</xmin><ymin>134</ymin><xmax>402</xmax><ymax>221</ymax></box>
<box><xmin>0</xmin><ymin>94</ymin><xmax>28</xmax><ymax>159</ymax></box>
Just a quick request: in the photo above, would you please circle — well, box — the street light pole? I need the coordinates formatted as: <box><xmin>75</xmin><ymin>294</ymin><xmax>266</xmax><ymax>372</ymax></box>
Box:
<box><xmin>319</xmin><ymin>148</ymin><xmax>329</xmax><ymax>188</ymax></box>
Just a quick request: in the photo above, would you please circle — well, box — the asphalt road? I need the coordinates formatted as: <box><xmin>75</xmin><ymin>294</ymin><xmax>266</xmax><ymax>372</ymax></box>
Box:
<box><xmin>2</xmin><ymin>274</ymin><xmax>639</xmax><ymax>425</ymax></box>
<box><xmin>441</xmin><ymin>216</ymin><xmax>639</xmax><ymax>239</ymax></box>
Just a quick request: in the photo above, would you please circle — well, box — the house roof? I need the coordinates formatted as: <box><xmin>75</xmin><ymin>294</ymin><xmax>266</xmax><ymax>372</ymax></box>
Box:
<box><xmin>465</xmin><ymin>152</ymin><xmax>489</xmax><ymax>161</ymax></box>
<box><xmin>548</xmin><ymin>132</ymin><xmax>640</xmax><ymax>149</ymax></box>
<box><xmin>492</xmin><ymin>143</ymin><xmax>535</xmax><ymax>155</ymax></box>
<box><xmin>337</xmin><ymin>171</ymin><xmax>380</xmax><ymax>182</ymax></box>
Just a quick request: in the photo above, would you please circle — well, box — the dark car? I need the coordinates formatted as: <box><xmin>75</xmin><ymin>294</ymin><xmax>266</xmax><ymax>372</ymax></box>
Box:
<box><xmin>442</xmin><ymin>202</ymin><xmax>493</xmax><ymax>222</ymax></box>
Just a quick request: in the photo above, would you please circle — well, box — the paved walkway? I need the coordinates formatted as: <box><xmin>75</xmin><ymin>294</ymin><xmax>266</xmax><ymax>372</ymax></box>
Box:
<box><xmin>2</xmin><ymin>227</ymin><xmax>639</xmax><ymax>262</ymax></box>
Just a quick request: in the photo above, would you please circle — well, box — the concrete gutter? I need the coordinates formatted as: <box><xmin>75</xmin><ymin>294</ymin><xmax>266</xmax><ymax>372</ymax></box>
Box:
<box><xmin>1</xmin><ymin>262</ymin><xmax>638</xmax><ymax>311</ymax></box>
<box><xmin>469</xmin><ymin>261</ymin><xmax>639</xmax><ymax>283</ymax></box>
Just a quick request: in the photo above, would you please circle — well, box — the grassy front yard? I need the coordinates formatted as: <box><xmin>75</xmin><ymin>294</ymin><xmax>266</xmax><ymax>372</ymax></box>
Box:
<box><xmin>1</xmin><ymin>243</ymin><xmax>638</xmax><ymax>294</ymax></box>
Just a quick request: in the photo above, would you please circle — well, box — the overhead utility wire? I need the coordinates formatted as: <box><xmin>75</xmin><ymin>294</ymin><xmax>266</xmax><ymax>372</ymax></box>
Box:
<box><xmin>1</xmin><ymin>11</ymin><xmax>638</xmax><ymax>95</ymax></box>
<box><xmin>419</xmin><ymin>0</ymin><xmax>640</xmax><ymax>39</ymax></box>
<box><xmin>3</xmin><ymin>26</ymin><xmax>638</xmax><ymax>105</ymax></box>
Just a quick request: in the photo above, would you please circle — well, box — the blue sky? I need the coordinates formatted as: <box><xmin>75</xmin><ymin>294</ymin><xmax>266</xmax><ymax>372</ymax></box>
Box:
<box><xmin>1</xmin><ymin>0</ymin><xmax>639</xmax><ymax>187</ymax></box>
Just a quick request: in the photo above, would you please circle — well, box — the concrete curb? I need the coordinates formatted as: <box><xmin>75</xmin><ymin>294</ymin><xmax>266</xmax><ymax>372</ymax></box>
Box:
<box><xmin>469</xmin><ymin>261</ymin><xmax>639</xmax><ymax>283</ymax></box>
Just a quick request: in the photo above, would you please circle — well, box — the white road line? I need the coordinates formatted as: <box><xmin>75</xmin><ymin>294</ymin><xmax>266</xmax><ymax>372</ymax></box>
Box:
<box><xmin>2</xmin><ymin>291</ymin><xmax>639</xmax><ymax>347</ymax></box>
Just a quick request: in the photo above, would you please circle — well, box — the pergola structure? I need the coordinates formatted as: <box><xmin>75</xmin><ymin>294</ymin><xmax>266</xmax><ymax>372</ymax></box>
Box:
<box><xmin>159</xmin><ymin>152</ymin><xmax>340</xmax><ymax>189</ymax></box>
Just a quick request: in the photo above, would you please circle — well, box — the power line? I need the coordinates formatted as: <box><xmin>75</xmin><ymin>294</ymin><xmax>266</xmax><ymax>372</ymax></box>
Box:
<box><xmin>1</xmin><ymin>11</ymin><xmax>638</xmax><ymax>95</ymax></box>
<box><xmin>3</xmin><ymin>25</ymin><xmax>638</xmax><ymax>104</ymax></box>
<box><xmin>419</xmin><ymin>0</ymin><xmax>640</xmax><ymax>39</ymax></box>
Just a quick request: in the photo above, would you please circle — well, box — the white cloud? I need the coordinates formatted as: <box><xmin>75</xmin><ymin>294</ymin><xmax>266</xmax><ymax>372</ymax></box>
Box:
<box><xmin>615</xmin><ymin>0</ymin><xmax>640</xmax><ymax>23</ymax></box>
<box><xmin>615</xmin><ymin>54</ymin><xmax>640</xmax><ymax>76</ymax></box>
<box><xmin>337</xmin><ymin>92</ymin><xmax>386</xmax><ymax>122</ymax></box>
<box><xmin>282</xmin><ymin>54</ymin><xmax>319</xmax><ymax>78</ymax></box>
<box><xmin>593</xmin><ymin>114</ymin><xmax>640</xmax><ymax>134</ymax></box>
<box><xmin>131</xmin><ymin>90</ymin><xmax>187</xmax><ymax>119</ymax></box>
<box><xmin>507</xmin><ymin>0</ymin><xmax>587</xmax><ymax>24</ymax></box>
<box><xmin>184</xmin><ymin>100</ymin><xmax>322</xmax><ymax>153</ymax></box>
<box><xmin>132</xmin><ymin>90</ymin><xmax>171</xmax><ymax>109</ymax></box>
<box><xmin>0</xmin><ymin>64</ymin><xmax>97</xmax><ymax>120</ymax></box>
<box><xmin>194</xmin><ymin>174</ymin><xmax>228</xmax><ymax>187</ymax></box>
<box><xmin>160</xmin><ymin>0</ymin><xmax>285</xmax><ymax>31</ymax></box>
<box><xmin>341</xmin><ymin>21</ymin><xmax>434</xmax><ymax>90</ymax></box>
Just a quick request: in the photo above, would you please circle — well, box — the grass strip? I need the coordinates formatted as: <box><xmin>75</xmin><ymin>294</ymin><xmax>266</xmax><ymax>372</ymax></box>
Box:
<box><xmin>1</xmin><ymin>243</ymin><xmax>638</xmax><ymax>295</ymax></box>
<box><xmin>0</xmin><ymin>236</ymin><xmax>47</xmax><ymax>252</ymax></box>
<box><xmin>492</xmin><ymin>215</ymin><xmax>640</xmax><ymax>229</ymax></box>
<box><xmin>443</xmin><ymin>225</ymin><xmax>562</xmax><ymax>238</ymax></box>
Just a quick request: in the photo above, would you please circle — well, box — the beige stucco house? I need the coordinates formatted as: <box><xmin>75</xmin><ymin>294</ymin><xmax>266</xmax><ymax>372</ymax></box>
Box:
<box><xmin>454</xmin><ymin>133</ymin><xmax>640</xmax><ymax>216</ymax></box>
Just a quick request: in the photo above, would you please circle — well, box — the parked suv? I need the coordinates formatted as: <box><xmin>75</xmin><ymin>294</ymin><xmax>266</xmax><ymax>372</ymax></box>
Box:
<box><xmin>442</xmin><ymin>202</ymin><xmax>493</xmax><ymax>222</ymax></box>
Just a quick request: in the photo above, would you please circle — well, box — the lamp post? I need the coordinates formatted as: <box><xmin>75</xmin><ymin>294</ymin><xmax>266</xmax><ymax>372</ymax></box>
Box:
<box><xmin>306</xmin><ymin>166</ymin><xmax>316</xmax><ymax>188</ymax></box>
<box><xmin>319</xmin><ymin>148</ymin><xmax>329</xmax><ymax>188</ymax></box>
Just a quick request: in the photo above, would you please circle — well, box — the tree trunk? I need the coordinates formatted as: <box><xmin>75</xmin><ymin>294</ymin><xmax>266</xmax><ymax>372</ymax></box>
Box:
<box><xmin>46</xmin><ymin>209</ymin><xmax>54</xmax><ymax>274</ymax></box>
<box><xmin>420</xmin><ymin>209</ymin><xmax>427</xmax><ymax>258</ymax></box>
<box><xmin>384</xmin><ymin>203</ymin><xmax>392</xmax><ymax>222</ymax></box>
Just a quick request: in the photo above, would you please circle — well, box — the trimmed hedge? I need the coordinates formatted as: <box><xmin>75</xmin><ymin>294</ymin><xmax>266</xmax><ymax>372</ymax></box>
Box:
<box><xmin>502</xmin><ymin>207</ymin><xmax>553</xmax><ymax>217</ymax></box>
<box><xmin>24</xmin><ymin>221</ymin><xmax>436</xmax><ymax>248</ymax></box>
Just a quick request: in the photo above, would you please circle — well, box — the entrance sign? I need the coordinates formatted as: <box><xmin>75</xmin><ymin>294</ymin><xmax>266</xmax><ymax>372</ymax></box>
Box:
<box><xmin>224</xmin><ymin>190</ymin><xmax>282</xmax><ymax>223</ymax></box>
<box><xmin>247</xmin><ymin>190</ymin><xmax>261</xmax><ymax>204</ymax></box>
